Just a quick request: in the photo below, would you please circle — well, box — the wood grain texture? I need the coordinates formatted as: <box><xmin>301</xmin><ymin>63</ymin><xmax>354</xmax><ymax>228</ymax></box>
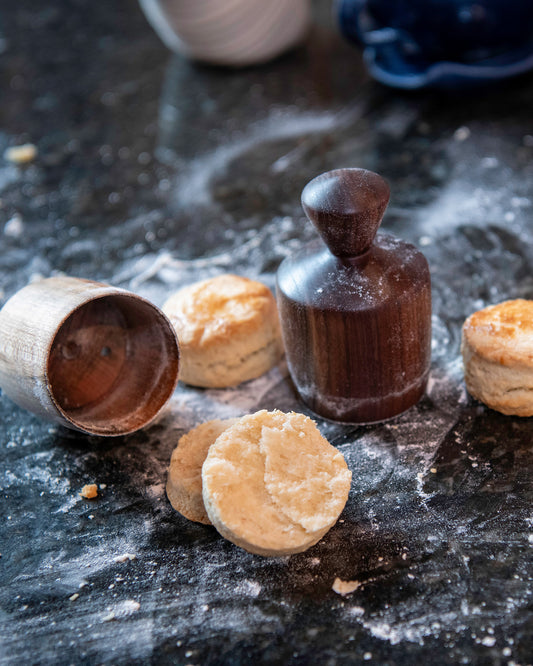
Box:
<box><xmin>301</xmin><ymin>168</ymin><xmax>390</xmax><ymax>258</ymax></box>
<box><xmin>139</xmin><ymin>0</ymin><xmax>310</xmax><ymax>67</ymax></box>
<box><xmin>278</xmin><ymin>167</ymin><xmax>431</xmax><ymax>424</ymax></box>
<box><xmin>277</xmin><ymin>236</ymin><xmax>431</xmax><ymax>423</ymax></box>
<box><xmin>0</xmin><ymin>277</ymin><xmax>179</xmax><ymax>435</ymax></box>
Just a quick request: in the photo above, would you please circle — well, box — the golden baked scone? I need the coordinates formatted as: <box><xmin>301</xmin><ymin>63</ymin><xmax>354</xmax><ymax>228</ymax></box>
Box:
<box><xmin>162</xmin><ymin>274</ymin><xmax>284</xmax><ymax>388</ymax></box>
<box><xmin>461</xmin><ymin>299</ymin><xmax>533</xmax><ymax>416</ymax></box>
<box><xmin>202</xmin><ymin>410</ymin><xmax>352</xmax><ymax>556</ymax></box>
<box><xmin>166</xmin><ymin>418</ymin><xmax>237</xmax><ymax>524</ymax></box>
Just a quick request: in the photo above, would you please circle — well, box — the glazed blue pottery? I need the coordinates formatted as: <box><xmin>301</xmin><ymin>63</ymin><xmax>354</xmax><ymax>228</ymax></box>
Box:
<box><xmin>337</xmin><ymin>0</ymin><xmax>533</xmax><ymax>89</ymax></box>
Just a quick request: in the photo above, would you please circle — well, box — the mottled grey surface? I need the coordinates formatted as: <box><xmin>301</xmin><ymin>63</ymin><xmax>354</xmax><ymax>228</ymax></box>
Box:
<box><xmin>1</xmin><ymin>1</ymin><xmax>533</xmax><ymax>664</ymax></box>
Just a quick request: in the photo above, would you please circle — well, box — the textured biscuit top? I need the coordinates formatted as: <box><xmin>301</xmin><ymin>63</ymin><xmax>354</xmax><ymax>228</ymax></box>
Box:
<box><xmin>462</xmin><ymin>299</ymin><xmax>533</xmax><ymax>367</ymax></box>
<box><xmin>202</xmin><ymin>410</ymin><xmax>352</xmax><ymax>555</ymax></box>
<box><xmin>163</xmin><ymin>274</ymin><xmax>278</xmax><ymax>348</ymax></box>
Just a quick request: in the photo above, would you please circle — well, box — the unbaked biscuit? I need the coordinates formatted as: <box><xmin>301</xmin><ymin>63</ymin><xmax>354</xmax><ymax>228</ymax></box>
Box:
<box><xmin>202</xmin><ymin>410</ymin><xmax>352</xmax><ymax>556</ymax></box>
<box><xmin>162</xmin><ymin>274</ymin><xmax>284</xmax><ymax>388</ymax></box>
<box><xmin>461</xmin><ymin>298</ymin><xmax>533</xmax><ymax>416</ymax></box>
<box><xmin>166</xmin><ymin>418</ymin><xmax>237</xmax><ymax>524</ymax></box>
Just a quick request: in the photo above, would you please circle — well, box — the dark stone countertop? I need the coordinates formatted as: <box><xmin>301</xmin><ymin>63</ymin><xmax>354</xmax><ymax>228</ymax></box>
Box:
<box><xmin>1</xmin><ymin>1</ymin><xmax>533</xmax><ymax>664</ymax></box>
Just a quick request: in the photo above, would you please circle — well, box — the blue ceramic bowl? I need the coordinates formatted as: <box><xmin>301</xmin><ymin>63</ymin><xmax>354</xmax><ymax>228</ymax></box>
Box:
<box><xmin>337</xmin><ymin>0</ymin><xmax>533</xmax><ymax>89</ymax></box>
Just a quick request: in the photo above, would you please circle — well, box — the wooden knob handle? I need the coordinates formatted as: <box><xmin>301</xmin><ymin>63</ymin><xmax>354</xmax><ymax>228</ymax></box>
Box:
<box><xmin>301</xmin><ymin>168</ymin><xmax>390</xmax><ymax>258</ymax></box>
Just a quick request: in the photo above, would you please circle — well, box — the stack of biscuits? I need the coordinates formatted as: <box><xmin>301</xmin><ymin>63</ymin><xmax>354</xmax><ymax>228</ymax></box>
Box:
<box><xmin>166</xmin><ymin>410</ymin><xmax>352</xmax><ymax>556</ymax></box>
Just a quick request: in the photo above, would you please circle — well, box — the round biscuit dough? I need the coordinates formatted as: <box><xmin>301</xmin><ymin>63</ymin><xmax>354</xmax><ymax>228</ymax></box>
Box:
<box><xmin>202</xmin><ymin>410</ymin><xmax>352</xmax><ymax>556</ymax></box>
<box><xmin>166</xmin><ymin>418</ymin><xmax>237</xmax><ymax>524</ymax></box>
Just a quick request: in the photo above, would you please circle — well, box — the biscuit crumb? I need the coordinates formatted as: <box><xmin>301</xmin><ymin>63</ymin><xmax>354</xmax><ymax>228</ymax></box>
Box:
<box><xmin>332</xmin><ymin>577</ymin><xmax>361</xmax><ymax>596</ymax></box>
<box><xmin>69</xmin><ymin>593</ymin><xmax>79</xmax><ymax>601</ymax></box>
<box><xmin>4</xmin><ymin>143</ymin><xmax>37</xmax><ymax>164</ymax></box>
<box><xmin>122</xmin><ymin>600</ymin><xmax>140</xmax><ymax>614</ymax></box>
<box><xmin>113</xmin><ymin>553</ymin><xmax>136</xmax><ymax>563</ymax></box>
<box><xmin>80</xmin><ymin>484</ymin><xmax>98</xmax><ymax>499</ymax></box>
